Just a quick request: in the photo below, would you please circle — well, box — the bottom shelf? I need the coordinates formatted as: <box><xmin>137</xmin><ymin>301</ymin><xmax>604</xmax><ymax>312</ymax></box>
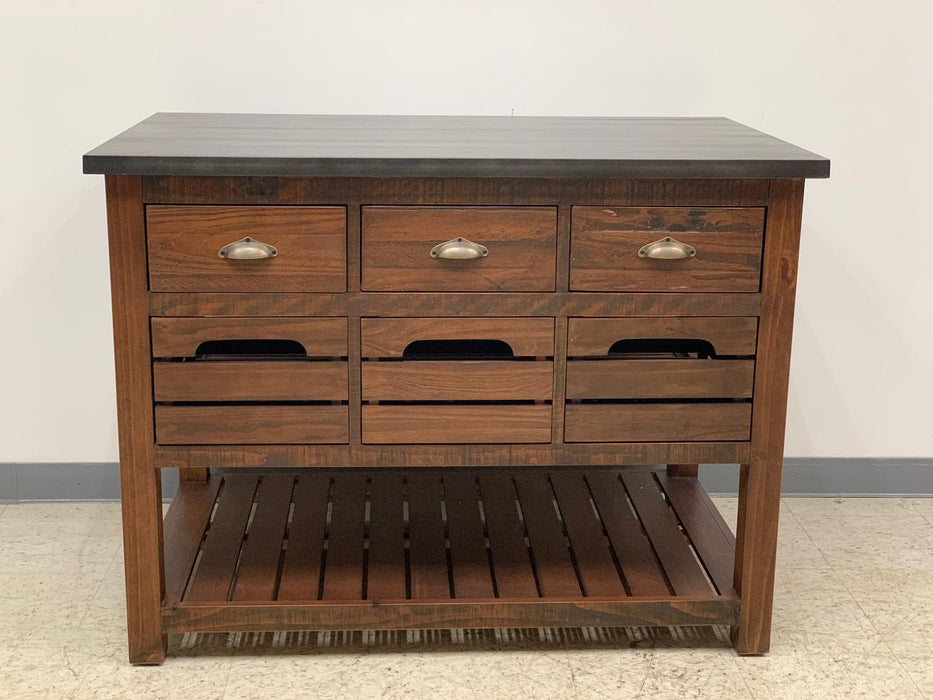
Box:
<box><xmin>162</xmin><ymin>467</ymin><xmax>738</xmax><ymax>633</ymax></box>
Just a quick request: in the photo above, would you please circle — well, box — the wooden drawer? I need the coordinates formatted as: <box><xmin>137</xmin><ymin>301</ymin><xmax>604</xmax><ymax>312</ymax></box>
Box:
<box><xmin>361</xmin><ymin>317</ymin><xmax>554</xmax><ymax>358</ymax></box>
<box><xmin>153</xmin><ymin>362</ymin><xmax>348</xmax><ymax>402</ymax></box>
<box><xmin>564</xmin><ymin>404</ymin><xmax>751</xmax><ymax>442</ymax></box>
<box><xmin>155</xmin><ymin>406</ymin><xmax>349</xmax><ymax>444</ymax></box>
<box><xmin>570</xmin><ymin>207</ymin><xmax>764</xmax><ymax>292</ymax></box>
<box><xmin>363</xmin><ymin>362</ymin><xmax>552</xmax><ymax>401</ymax></box>
<box><xmin>568</xmin><ymin>317</ymin><xmax>758</xmax><ymax>357</ymax></box>
<box><xmin>362</xmin><ymin>405</ymin><xmax>553</xmax><ymax>444</ymax></box>
<box><xmin>361</xmin><ymin>206</ymin><xmax>557</xmax><ymax>291</ymax></box>
<box><xmin>147</xmin><ymin>206</ymin><xmax>346</xmax><ymax>292</ymax></box>
<box><xmin>566</xmin><ymin>360</ymin><xmax>753</xmax><ymax>400</ymax></box>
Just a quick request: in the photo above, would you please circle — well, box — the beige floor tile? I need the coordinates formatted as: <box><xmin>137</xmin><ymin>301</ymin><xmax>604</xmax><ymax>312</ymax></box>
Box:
<box><xmin>883</xmin><ymin>633</ymin><xmax>933</xmax><ymax>696</ymax></box>
<box><xmin>786</xmin><ymin>497</ymin><xmax>924</xmax><ymax>519</ymax></box>
<box><xmin>420</xmin><ymin>649</ymin><xmax>576</xmax><ymax>699</ymax></box>
<box><xmin>640</xmin><ymin>649</ymin><xmax>751</xmax><ymax>699</ymax></box>
<box><xmin>835</xmin><ymin>568</ymin><xmax>933</xmax><ymax>637</ymax></box>
<box><xmin>770</xmin><ymin>567</ymin><xmax>877</xmax><ymax>637</ymax></box>
<box><xmin>912</xmin><ymin>498</ymin><xmax>933</xmax><ymax>523</ymax></box>
<box><xmin>0</xmin><ymin>504</ymin><xmax>7</xmax><ymax>517</ymax></box>
<box><xmin>738</xmin><ymin>632</ymin><xmax>922</xmax><ymax>699</ymax></box>
<box><xmin>565</xmin><ymin>648</ymin><xmax>653</xmax><ymax>697</ymax></box>
<box><xmin>0</xmin><ymin>644</ymin><xmax>83</xmax><ymax>697</ymax></box>
<box><xmin>796</xmin><ymin>515</ymin><xmax>933</xmax><ymax>569</ymax></box>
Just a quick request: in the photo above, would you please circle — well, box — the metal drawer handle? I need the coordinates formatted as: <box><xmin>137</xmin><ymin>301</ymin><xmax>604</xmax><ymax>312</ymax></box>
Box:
<box><xmin>218</xmin><ymin>237</ymin><xmax>278</xmax><ymax>260</ymax></box>
<box><xmin>430</xmin><ymin>237</ymin><xmax>489</xmax><ymax>260</ymax></box>
<box><xmin>637</xmin><ymin>237</ymin><xmax>696</xmax><ymax>260</ymax></box>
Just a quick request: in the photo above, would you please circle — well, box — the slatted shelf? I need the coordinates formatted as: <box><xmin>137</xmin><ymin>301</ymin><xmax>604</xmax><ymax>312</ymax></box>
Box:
<box><xmin>162</xmin><ymin>468</ymin><xmax>739</xmax><ymax>633</ymax></box>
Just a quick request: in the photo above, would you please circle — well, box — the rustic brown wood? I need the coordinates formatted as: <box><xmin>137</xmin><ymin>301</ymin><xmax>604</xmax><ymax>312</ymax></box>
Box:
<box><xmin>321</xmin><ymin>475</ymin><xmax>367</xmax><ymax>600</ymax></box>
<box><xmin>155</xmin><ymin>405</ymin><xmax>349</xmax><ymax>445</ymax></box>
<box><xmin>620</xmin><ymin>472</ymin><xmax>712</xmax><ymax>596</ymax></box>
<box><xmin>443</xmin><ymin>473</ymin><xmax>495</xmax><ymax>599</ymax></box>
<box><xmin>149</xmin><ymin>291</ymin><xmax>762</xmax><ymax>318</ymax></box>
<box><xmin>565</xmin><ymin>403</ymin><xmax>752</xmax><ymax>443</ymax></box>
<box><xmin>570</xmin><ymin>207</ymin><xmax>764</xmax><ymax>292</ymax></box>
<box><xmin>366</xmin><ymin>473</ymin><xmax>406</xmax><ymax>600</ymax></box>
<box><xmin>361</xmin><ymin>317</ymin><xmax>554</xmax><ymax>357</ymax></box>
<box><xmin>476</xmin><ymin>474</ymin><xmax>540</xmax><ymax>598</ymax></box>
<box><xmin>406</xmin><ymin>475</ymin><xmax>451</xmax><ymax>599</ymax></box>
<box><xmin>151</xmin><ymin>317</ymin><xmax>348</xmax><ymax>358</ymax></box>
<box><xmin>147</xmin><ymin>206</ymin><xmax>346</xmax><ymax>293</ymax></box>
<box><xmin>565</xmin><ymin>360</ymin><xmax>754</xmax><ymax>400</ymax></box>
<box><xmin>178</xmin><ymin>468</ymin><xmax>209</xmax><ymax>483</ymax></box>
<box><xmin>163</xmin><ymin>598</ymin><xmax>739</xmax><ymax>633</ymax></box>
<box><xmin>186</xmin><ymin>476</ymin><xmax>258</xmax><ymax>602</ymax></box>
<box><xmin>162</xmin><ymin>473</ymin><xmax>221</xmax><ymax>606</ymax></box>
<box><xmin>734</xmin><ymin>179</ymin><xmax>805</xmax><ymax>655</ymax></box>
<box><xmin>105</xmin><ymin>175</ymin><xmax>166</xmax><ymax>664</ymax></box>
<box><xmin>362</xmin><ymin>405</ymin><xmax>553</xmax><ymax>444</ymax></box>
<box><xmin>153</xmin><ymin>361</ymin><xmax>348</xmax><ymax>402</ymax></box>
<box><xmin>568</xmin><ymin>317</ymin><xmax>758</xmax><ymax>357</ymax></box>
<box><xmin>657</xmin><ymin>474</ymin><xmax>736</xmax><ymax>596</ymax></box>
<box><xmin>585</xmin><ymin>472</ymin><xmax>669</xmax><ymax>596</ymax></box>
<box><xmin>142</xmin><ymin>176</ymin><xmax>770</xmax><ymax>208</ymax></box>
<box><xmin>277</xmin><ymin>474</ymin><xmax>331</xmax><ymax>600</ymax></box>
<box><xmin>549</xmin><ymin>473</ymin><xmax>625</xmax><ymax>596</ymax></box>
<box><xmin>666</xmin><ymin>464</ymin><xmax>699</xmax><ymax>478</ymax></box>
<box><xmin>551</xmin><ymin>315</ymin><xmax>569</xmax><ymax>444</ymax></box>
<box><xmin>362</xmin><ymin>207</ymin><xmax>557</xmax><ymax>292</ymax></box>
<box><xmin>230</xmin><ymin>475</ymin><xmax>295</xmax><ymax>601</ymax></box>
<box><xmin>362</xmin><ymin>361</ymin><xmax>553</xmax><ymax>401</ymax></box>
<box><xmin>512</xmin><ymin>474</ymin><xmax>581</xmax><ymax>597</ymax></box>
<box><xmin>154</xmin><ymin>441</ymin><xmax>752</xmax><ymax>468</ymax></box>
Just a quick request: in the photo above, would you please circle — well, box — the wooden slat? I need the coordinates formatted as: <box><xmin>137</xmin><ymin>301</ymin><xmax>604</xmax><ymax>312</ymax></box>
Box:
<box><xmin>321</xmin><ymin>475</ymin><xmax>367</xmax><ymax>600</ymax></box>
<box><xmin>362</xmin><ymin>405</ymin><xmax>552</xmax><ymax>444</ymax></box>
<box><xmin>366</xmin><ymin>473</ymin><xmax>406</xmax><ymax>600</ymax></box>
<box><xmin>362</xmin><ymin>361</ymin><xmax>553</xmax><ymax>401</ymax></box>
<box><xmin>549</xmin><ymin>473</ymin><xmax>625</xmax><ymax>596</ymax></box>
<box><xmin>406</xmin><ymin>475</ymin><xmax>450</xmax><ymax>599</ymax></box>
<box><xmin>155</xmin><ymin>405</ymin><xmax>349</xmax><ymax>445</ymax></box>
<box><xmin>476</xmin><ymin>474</ymin><xmax>539</xmax><ymax>598</ymax></box>
<box><xmin>512</xmin><ymin>474</ymin><xmax>580</xmax><ymax>597</ymax></box>
<box><xmin>150</xmin><ymin>317</ymin><xmax>348</xmax><ymax>358</ymax></box>
<box><xmin>585</xmin><ymin>472</ymin><xmax>670</xmax><ymax>596</ymax></box>
<box><xmin>277</xmin><ymin>474</ymin><xmax>331</xmax><ymax>601</ymax></box>
<box><xmin>231</xmin><ymin>475</ymin><xmax>295</xmax><ymax>601</ymax></box>
<box><xmin>186</xmin><ymin>476</ymin><xmax>258</xmax><ymax>602</ymax></box>
<box><xmin>443</xmin><ymin>474</ymin><xmax>495</xmax><ymax>599</ymax></box>
<box><xmin>657</xmin><ymin>474</ymin><xmax>736</xmax><ymax>596</ymax></box>
<box><xmin>620</xmin><ymin>471</ymin><xmax>711</xmax><ymax>597</ymax></box>
<box><xmin>568</xmin><ymin>317</ymin><xmax>758</xmax><ymax>357</ymax></box>
<box><xmin>153</xmin><ymin>361</ymin><xmax>348</xmax><ymax>402</ymax></box>
<box><xmin>362</xmin><ymin>207</ymin><xmax>557</xmax><ymax>292</ymax></box>
<box><xmin>147</xmin><ymin>206</ymin><xmax>346</xmax><ymax>293</ymax></box>
<box><xmin>564</xmin><ymin>403</ymin><xmax>751</xmax><ymax>443</ymax></box>
<box><xmin>570</xmin><ymin>207</ymin><xmax>765</xmax><ymax>292</ymax></box>
<box><xmin>163</xmin><ymin>477</ymin><xmax>222</xmax><ymax>606</ymax></box>
<box><xmin>361</xmin><ymin>317</ymin><xmax>554</xmax><ymax>358</ymax></box>
<box><xmin>565</xmin><ymin>359</ymin><xmax>754</xmax><ymax>400</ymax></box>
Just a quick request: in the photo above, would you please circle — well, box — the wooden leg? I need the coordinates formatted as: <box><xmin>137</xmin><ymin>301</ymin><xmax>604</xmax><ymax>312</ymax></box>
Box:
<box><xmin>732</xmin><ymin>179</ymin><xmax>804</xmax><ymax>655</ymax></box>
<box><xmin>107</xmin><ymin>175</ymin><xmax>166</xmax><ymax>664</ymax></box>
<box><xmin>179</xmin><ymin>468</ymin><xmax>209</xmax><ymax>483</ymax></box>
<box><xmin>666</xmin><ymin>463</ymin><xmax>698</xmax><ymax>478</ymax></box>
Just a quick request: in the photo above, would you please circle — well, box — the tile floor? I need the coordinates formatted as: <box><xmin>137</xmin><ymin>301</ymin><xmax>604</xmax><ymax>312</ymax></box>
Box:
<box><xmin>1</xmin><ymin>497</ymin><xmax>932</xmax><ymax>699</ymax></box>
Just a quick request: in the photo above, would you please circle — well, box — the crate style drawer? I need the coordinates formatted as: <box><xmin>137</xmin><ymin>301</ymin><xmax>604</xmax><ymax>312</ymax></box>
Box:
<box><xmin>153</xmin><ymin>362</ymin><xmax>348</xmax><ymax>402</ymax></box>
<box><xmin>155</xmin><ymin>406</ymin><xmax>349</xmax><ymax>444</ymax></box>
<box><xmin>570</xmin><ymin>207</ymin><xmax>764</xmax><ymax>292</ymax></box>
<box><xmin>363</xmin><ymin>362</ymin><xmax>552</xmax><ymax>401</ymax></box>
<box><xmin>362</xmin><ymin>405</ymin><xmax>552</xmax><ymax>444</ymax></box>
<box><xmin>564</xmin><ymin>404</ymin><xmax>751</xmax><ymax>443</ymax></box>
<box><xmin>361</xmin><ymin>206</ymin><xmax>557</xmax><ymax>291</ymax></box>
<box><xmin>361</xmin><ymin>317</ymin><xmax>554</xmax><ymax>358</ymax></box>
<box><xmin>147</xmin><ymin>206</ymin><xmax>346</xmax><ymax>293</ymax></box>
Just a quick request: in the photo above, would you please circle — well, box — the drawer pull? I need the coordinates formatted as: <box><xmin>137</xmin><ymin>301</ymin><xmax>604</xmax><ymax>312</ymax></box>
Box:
<box><xmin>218</xmin><ymin>237</ymin><xmax>278</xmax><ymax>260</ymax></box>
<box><xmin>430</xmin><ymin>237</ymin><xmax>489</xmax><ymax>260</ymax></box>
<box><xmin>637</xmin><ymin>237</ymin><xmax>696</xmax><ymax>260</ymax></box>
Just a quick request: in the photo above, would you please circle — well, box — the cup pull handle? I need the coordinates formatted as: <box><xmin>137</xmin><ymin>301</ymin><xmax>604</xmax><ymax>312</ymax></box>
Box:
<box><xmin>430</xmin><ymin>237</ymin><xmax>489</xmax><ymax>260</ymax></box>
<box><xmin>637</xmin><ymin>237</ymin><xmax>696</xmax><ymax>260</ymax></box>
<box><xmin>218</xmin><ymin>237</ymin><xmax>278</xmax><ymax>260</ymax></box>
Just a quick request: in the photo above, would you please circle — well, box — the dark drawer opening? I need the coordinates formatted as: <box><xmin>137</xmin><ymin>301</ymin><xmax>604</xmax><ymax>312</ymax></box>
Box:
<box><xmin>194</xmin><ymin>339</ymin><xmax>308</xmax><ymax>360</ymax></box>
<box><xmin>606</xmin><ymin>338</ymin><xmax>717</xmax><ymax>360</ymax></box>
<box><xmin>401</xmin><ymin>338</ymin><xmax>515</xmax><ymax>361</ymax></box>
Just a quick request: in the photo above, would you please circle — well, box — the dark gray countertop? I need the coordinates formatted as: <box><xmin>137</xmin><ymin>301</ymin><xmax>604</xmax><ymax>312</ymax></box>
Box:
<box><xmin>83</xmin><ymin>113</ymin><xmax>829</xmax><ymax>179</ymax></box>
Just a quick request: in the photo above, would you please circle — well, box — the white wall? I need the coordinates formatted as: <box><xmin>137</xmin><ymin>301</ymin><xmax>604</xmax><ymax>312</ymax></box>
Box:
<box><xmin>1</xmin><ymin>0</ymin><xmax>930</xmax><ymax>462</ymax></box>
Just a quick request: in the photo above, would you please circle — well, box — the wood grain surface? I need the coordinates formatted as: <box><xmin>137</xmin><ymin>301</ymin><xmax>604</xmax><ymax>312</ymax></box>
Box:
<box><xmin>361</xmin><ymin>317</ymin><xmax>554</xmax><ymax>357</ymax></box>
<box><xmin>153</xmin><ymin>361</ymin><xmax>348</xmax><ymax>402</ymax></box>
<box><xmin>362</xmin><ymin>405</ymin><xmax>553</xmax><ymax>444</ymax></box>
<box><xmin>155</xmin><ymin>405</ymin><xmax>348</xmax><ymax>445</ymax></box>
<box><xmin>568</xmin><ymin>317</ymin><xmax>758</xmax><ymax>357</ymax></box>
<box><xmin>362</xmin><ymin>361</ymin><xmax>553</xmax><ymax>401</ymax></box>
<box><xmin>565</xmin><ymin>359</ymin><xmax>754</xmax><ymax>399</ymax></box>
<box><xmin>565</xmin><ymin>403</ymin><xmax>752</xmax><ymax>442</ymax></box>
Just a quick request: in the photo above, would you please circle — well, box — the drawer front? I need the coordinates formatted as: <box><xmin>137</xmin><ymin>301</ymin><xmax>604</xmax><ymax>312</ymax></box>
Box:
<box><xmin>153</xmin><ymin>362</ymin><xmax>348</xmax><ymax>402</ymax></box>
<box><xmin>362</xmin><ymin>317</ymin><xmax>554</xmax><ymax>358</ymax></box>
<box><xmin>568</xmin><ymin>317</ymin><xmax>758</xmax><ymax>357</ymax></box>
<box><xmin>151</xmin><ymin>317</ymin><xmax>347</xmax><ymax>358</ymax></box>
<box><xmin>362</xmin><ymin>362</ymin><xmax>553</xmax><ymax>401</ymax></box>
<box><xmin>361</xmin><ymin>206</ymin><xmax>557</xmax><ymax>291</ymax></box>
<box><xmin>566</xmin><ymin>360</ymin><xmax>753</xmax><ymax>400</ymax></box>
<box><xmin>564</xmin><ymin>404</ymin><xmax>751</xmax><ymax>442</ymax></box>
<box><xmin>147</xmin><ymin>206</ymin><xmax>346</xmax><ymax>292</ymax></box>
<box><xmin>570</xmin><ymin>207</ymin><xmax>764</xmax><ymax>292</ymax></box>
<box><xmin>362</xmin><ymin>405</ymin><xmax>553</xmax><ymax>444</ymax></box>
<box><xmin>155</xmin><ymin>406</ymin><xmax>349</xmax><ymax>444</ymax></box>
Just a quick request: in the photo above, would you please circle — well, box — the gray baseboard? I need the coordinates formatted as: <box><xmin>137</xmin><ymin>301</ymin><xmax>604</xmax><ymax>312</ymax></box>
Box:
<box><xmin>0</xmin><ymin>460</ymin><xmax>931</xmax><ymax>503</ymax></box>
